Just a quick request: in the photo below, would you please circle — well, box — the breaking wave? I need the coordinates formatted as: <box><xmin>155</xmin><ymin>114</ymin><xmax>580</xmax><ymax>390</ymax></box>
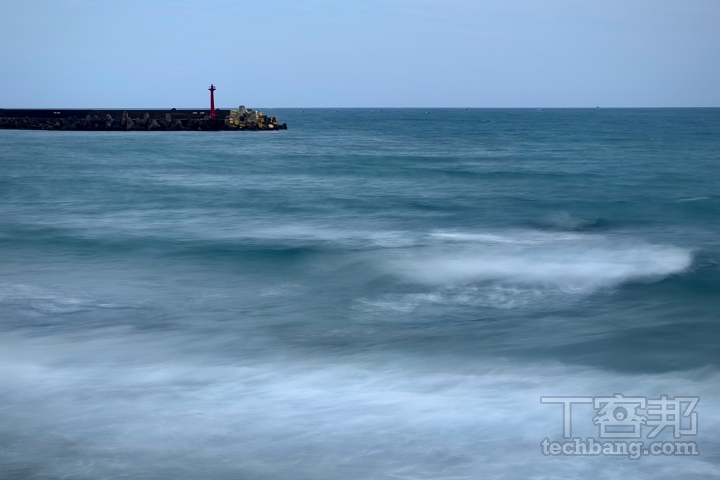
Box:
<box><xmin>389</xmin><ymin>231</ymin><xmax>692</xmax><ymax>293</ymax></box>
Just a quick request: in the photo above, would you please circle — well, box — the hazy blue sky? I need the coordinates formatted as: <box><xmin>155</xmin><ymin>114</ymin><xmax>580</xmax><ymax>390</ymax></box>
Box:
<box><xmin>1</xmin><ymin>0</ymin><xmax>719</xmax><ymax>108</ymax></box>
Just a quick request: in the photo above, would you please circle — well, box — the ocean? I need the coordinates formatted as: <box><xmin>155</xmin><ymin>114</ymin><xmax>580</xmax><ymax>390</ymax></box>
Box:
<box><xmin>0</xmin><ymin>108</ymin><xmax>718</xmax><ymax>479</ymax></box>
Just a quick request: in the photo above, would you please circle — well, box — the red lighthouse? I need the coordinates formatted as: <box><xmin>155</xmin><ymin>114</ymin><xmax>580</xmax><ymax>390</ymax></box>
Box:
<box><xmin>208</xmin><ymin>84</ymin><xmax>217</xmax><ymax>119</ymax></box>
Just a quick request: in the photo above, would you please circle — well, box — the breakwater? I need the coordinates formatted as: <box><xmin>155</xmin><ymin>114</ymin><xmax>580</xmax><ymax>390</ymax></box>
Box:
<box><xmin>0</xmin><ymin>107</ymin><xmax>287</xmax><ymax>131</ymax></box>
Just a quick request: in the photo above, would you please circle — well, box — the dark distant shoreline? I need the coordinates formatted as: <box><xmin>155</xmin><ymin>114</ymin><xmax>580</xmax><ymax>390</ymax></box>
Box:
<box><xmin>0</xmin><ymin>108</ymin><xmax>287</xmax><ymax>131</ymax></box>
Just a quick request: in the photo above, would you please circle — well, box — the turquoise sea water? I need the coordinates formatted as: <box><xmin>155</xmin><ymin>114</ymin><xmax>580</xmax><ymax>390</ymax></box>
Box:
<box><xmin>1</xmin><ymin>109</ymin><xmax>719</xmax><ymax>479</ymax></box>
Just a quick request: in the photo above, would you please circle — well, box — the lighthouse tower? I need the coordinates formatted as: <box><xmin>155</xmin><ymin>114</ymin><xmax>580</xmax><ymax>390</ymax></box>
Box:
<box><xmin>208</xmin><ymin>84</ymin><xmax>217</xmax><ymax>119</ymax></box>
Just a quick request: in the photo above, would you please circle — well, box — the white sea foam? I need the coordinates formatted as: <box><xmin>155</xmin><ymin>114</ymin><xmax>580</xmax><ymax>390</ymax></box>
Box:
<box><xmin>677</xmin><ymin>196</ymin><xmax>711</xmax><ymax>203</ymax></box>
<box><xmin>391</xmin><ymin>231</ymin><xmax>692</xmax><ymax>293</ymax></box>
<box><xmin>0</xmin><ymin>333</ymin><xmax>717</xmax><ymax>479</ymax></box>
<box><xmin>0</xmin><ymin>283</ymin><xmax>115</xmax><ymax>314</ymax></box>
<box><xmin>207</xmin><ymin>224</ymin><xmax>421</xmax><ymax>249</ymax></box>
<box><xmin>0</xmin><ymin>283</ymin><xmax>141</xmax><ymax>320</ymax></box>
<box><xmin>355</xmin><ymin>285</ymin><xmax>555</xmax><ymax>315</ymax></box>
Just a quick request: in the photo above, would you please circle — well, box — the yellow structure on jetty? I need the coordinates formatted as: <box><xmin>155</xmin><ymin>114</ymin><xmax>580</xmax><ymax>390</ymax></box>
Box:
<box><xmin>225</xmin><ymin>106</ymin><xmax>283</xmax><ymax>130</ymax></box>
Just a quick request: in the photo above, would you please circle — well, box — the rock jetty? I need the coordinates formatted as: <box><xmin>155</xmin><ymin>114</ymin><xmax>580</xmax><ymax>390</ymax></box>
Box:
<box><xmin>0</xmin><ymin>107</ymin><xmax>287</xmax><ymax>131</ymax></box>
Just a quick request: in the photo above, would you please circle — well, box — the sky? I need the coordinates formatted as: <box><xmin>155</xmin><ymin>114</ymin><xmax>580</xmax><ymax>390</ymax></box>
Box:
<box><xmin>1</xmin><ymin>0</ymin><xmax>719</xmax><ymax>108</ymax></box>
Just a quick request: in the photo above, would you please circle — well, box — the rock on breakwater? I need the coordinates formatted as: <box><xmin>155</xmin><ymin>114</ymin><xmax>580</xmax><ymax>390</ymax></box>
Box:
<box><xmin>0</xmin><ymin>107</ymin><xmax>287</xmax><ymax>131</ymax></box>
